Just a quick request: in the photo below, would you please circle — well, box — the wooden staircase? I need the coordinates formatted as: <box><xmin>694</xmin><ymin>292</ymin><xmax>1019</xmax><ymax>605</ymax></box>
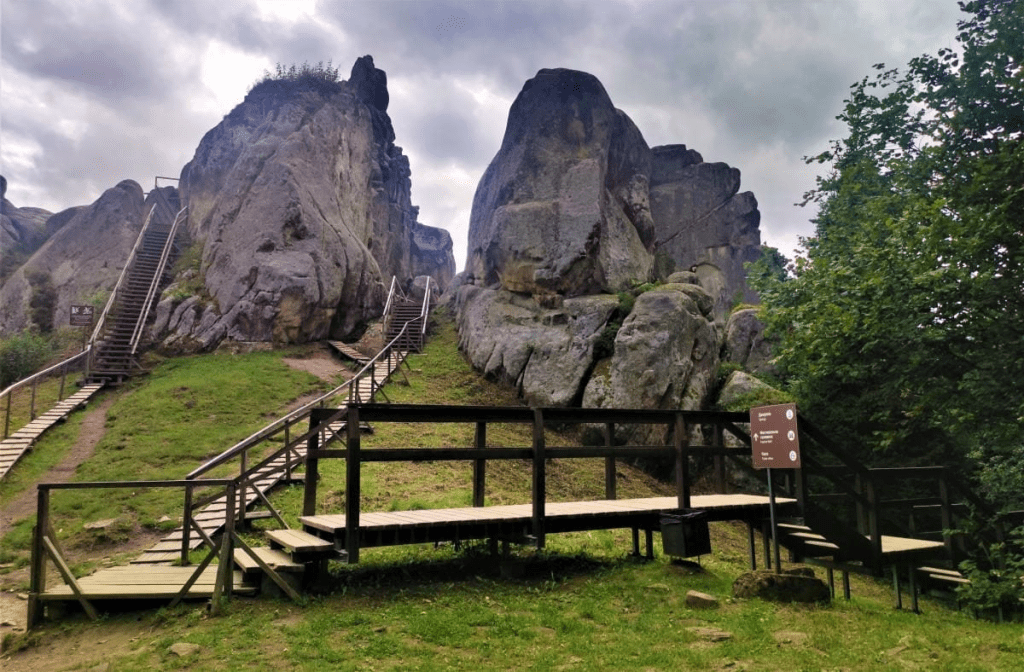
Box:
<box><xmin>87</xmin><ymin>188</ymin><xmax>185</xmax><ymax>385</ymax></box>
<box><xmin>385</xmin><ymin>298</ymin><xmax>426</xmax><ymax>352</ymax></box>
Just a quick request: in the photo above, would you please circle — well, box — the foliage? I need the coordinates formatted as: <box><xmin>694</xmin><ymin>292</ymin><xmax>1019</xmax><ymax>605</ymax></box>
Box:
<box><xmin>0</xmin><ymin>329</ymin><xmax>54</xmax><ymax>387</ymax></box>
<box><xmin>248</xmin><ymin>60</ymin><xmax>343</xmax><ymax>98</ymax></box>
<box><xmin>750</xmin><ymin>1</ymin><xmax>1024</xmax><ymax>489</ymax></box>
<box><xmin>26</xmin><ymin>269</ymin><xmax>57</xmax><ymax>333</ymax></box>
<box><xmin>957</xmin><ymin>524</ymin><xmax>1024</xmax><ymax>620</ymax></box>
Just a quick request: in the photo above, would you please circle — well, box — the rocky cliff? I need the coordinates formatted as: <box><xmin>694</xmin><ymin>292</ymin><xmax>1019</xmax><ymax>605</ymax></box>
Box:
<box><xmin>0</xmin><ymin>180</ymin><xmax>147</xmax><ymax>334</ymax></box>
<box><xmin>1</xmin><ymin>175</ymin><xmax>55</xmax><ymax>282</ymax></box>
<box><xmin>153</xmin><ymin>55</ymin><xmax>455</xmax><ymax>351</ymax></box>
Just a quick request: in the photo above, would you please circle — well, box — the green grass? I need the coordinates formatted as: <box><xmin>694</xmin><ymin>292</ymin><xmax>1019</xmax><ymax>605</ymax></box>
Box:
<box><xmin>3</xmin><ymin>314</ymin><xmax>1023</xmax><ymax>669</ymax></box>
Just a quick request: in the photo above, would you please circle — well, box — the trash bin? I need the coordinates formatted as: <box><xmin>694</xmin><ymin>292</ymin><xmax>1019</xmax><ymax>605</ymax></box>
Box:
<box><xmin>661</xmin><ymin>510</ymin><xmax>711</xmax><ymax>558</ymax></box>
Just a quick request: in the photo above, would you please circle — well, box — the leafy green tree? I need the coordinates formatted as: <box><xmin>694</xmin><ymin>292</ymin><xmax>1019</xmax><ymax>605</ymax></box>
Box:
<box><xmin>751</xmin><ymin>0</ymin><xmax>1024</xmax><ymax>506</ymax></box>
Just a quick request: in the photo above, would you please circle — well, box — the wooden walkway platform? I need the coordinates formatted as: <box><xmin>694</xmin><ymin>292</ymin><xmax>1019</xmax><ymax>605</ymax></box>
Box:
<box><xmin>0</xmin><ymin>383</ymin><xmax>103</xmax><ymax>480</ymax></box>
<box><xmin>328</xmin><ymin>340</ymin><xmax>371</xmax><ymax>365</ymax></box>
<box><xmin>132</xmin><ymin>351</ymin><xmax>406</xmax><ymax>564</ymax></box>
<box><xmin>39</xmin><ymin>565</ymin><xmax>255</xmax><ymax>601</ymax></box>
<box><xmin>301</xmin><ymin>494</ymin><xmax>795</xmax><ymax>549</ymax></box>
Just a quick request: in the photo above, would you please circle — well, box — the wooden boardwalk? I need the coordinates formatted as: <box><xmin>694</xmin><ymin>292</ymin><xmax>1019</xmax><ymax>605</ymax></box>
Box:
<box><xmin>0</xmin><ymin>383</ymin><xmax>103</xmax><ymax>480</ymax></box>
<box><xmin>328</xmin><ymin>340</ymin><xmax>371</xmax><ymax>365</ymax></box>
<box><xmin>132</xmin><ymin>350</ymin><xmax>406</xmax><ymax>564</ymax></box>
<box><xmin>39</xmin><ymin>565</ymin><xmax>254</xmax><ymax>601</ymax></box>
<box><xmin>301</xmin><ymin>494</ymin><xmax>795</xmax><ymax>549</ymax></box>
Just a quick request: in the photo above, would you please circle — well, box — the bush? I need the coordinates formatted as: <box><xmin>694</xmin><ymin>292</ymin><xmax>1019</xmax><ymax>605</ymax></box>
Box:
<box><xmin>957</xmin><ymin>524</ymin><xmax>1024</xmax><ymax>622</ymax></box>
<box><xmin>26</xmin><ymin>270</ymin><xmax>57</xmax><ymax>333</ymax></box>
<box><xmin>0</xmin><ymin>330</ymin><xmax>54</xmax><ymax>387</ymax></box>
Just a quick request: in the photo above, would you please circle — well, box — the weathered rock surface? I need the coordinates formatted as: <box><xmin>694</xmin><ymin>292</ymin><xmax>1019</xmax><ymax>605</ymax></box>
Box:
<box><xmin>0</xmin><ymin>180</ymin><xmax>146</xmax><ymax>334</ymax></box>
<box><xmin>723</xmin><ymin>308</ymin><xmax>773</xmax><ymax>373</ymax></box>
<box><xmin>582</xmin><ymin>284</ymin><xmax>719</xmax><ymax>416</ymax></box>
<box><xmin>455</xmin><ymin>285</ymin><xmax>618</xmax><ymax>406</ymax></box>
<box><xmin>650</xmin><ymin>144</ymin><xmax>761</xmax><ymax>321</ymax></box>
<box><xmin>465</xmin><ymin>68</ymin><xmax>654</xmax><ymax>297</ymax></box>
<box><xmin>716</xmin><ymin>370</ymin><xmax>778</xmax><ymax>411</ymax></box>
<box><xmin>732</xmin><ymin>570</ymin><xmax>831</xmax><ymax>603</ymax></box>
<box><xmin>155</xmin><ymin>55</ymin><xmax>454</xmax><ymax>351</ymax></box>
<box><xmin>1</xmin><ymin>175</ymin><xmax>54</xmax><ymax>281</ymax></box>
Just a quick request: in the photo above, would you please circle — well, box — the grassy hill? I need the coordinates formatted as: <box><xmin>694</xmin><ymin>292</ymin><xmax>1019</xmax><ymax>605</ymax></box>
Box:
<box><xmin>2</xmin><ymin>313</ymin><xmax>1022</xmax><ymax>670</ymax></box>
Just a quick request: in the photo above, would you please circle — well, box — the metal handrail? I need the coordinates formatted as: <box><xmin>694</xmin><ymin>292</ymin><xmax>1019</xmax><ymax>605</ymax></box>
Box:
<box><xmin>130</xmin><ymin>206</ymin><xmax>188</xmax><ymax>354</ymax></box>
<box><xmin>1</xmin><ymin>347</ymin><xmax>92</xmax><ymax>438</ymax></box>
<box><xmin>89</xmin><ymin>205</ymin><xmax>156</xmax><ymax>346</ymax></box>
<box><xmin>419</xmin><ymin>276</ymin><xmax>432</xmax><ymax>342</ymax></box>
<box><xmin>186</xmin><ymin>316</ymin><xmax>420</xmax><ymax>481</ymax></box>
<box><xmin>0</xmin><ymin>347</ymin><xmax>90</xmax><ymax>400</ymax></box>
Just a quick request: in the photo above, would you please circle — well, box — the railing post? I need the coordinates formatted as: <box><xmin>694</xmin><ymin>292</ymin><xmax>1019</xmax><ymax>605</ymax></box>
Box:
<box><xmin>604</xmin><ymin>422</ymin><xmax>616</xmax><ymax>500</ymax></box>
<box><xmin>865</xmin><ymin>477</ymin><xmax>883</xmax><ymax>574</ymax></box>
<box><xmin>794</xmin><ymin>465</ymin><xmax>808</xmax><ymax>520</ymax></box>
<box><xmin>28</xmin><ymin>485</ymin><xmax>50</xmax><ymax>629</ymax></box>
<box><xmin>855</xmin><ymin>472</ymin><xmax>867</xmax><ymax>535</ymax></box>
<box><xmin>531</xmin><ymin>408</ymin><xmax>546</xmax><ymax>549</ymax></box>
<box><xmin>674</xmin><ymin>413</ymin><xmax>690</xmax><ymax>509</ymax></box>
<box><xmin>59</xmin><ymin>363</ymin><xmax>67</xmax><ymax>401</ymax></box>
<box><xmin>213</xmin><ymin>481</ymin><xmax>236</xmax><ymax>611</ymax></box>
<box><xmin>713</xmin><ymin>423</ymin><xmax>726</xmax><ymax>493</ymax></box>
<box><xmin>346</xmin><ymin>405</ymin><xmax>361</xmax><ymax>563</ymax></box>
<box><xmin>181</xmin><ymin>482</ymin><xmax>193</xmax><ymax>565</ymax></box>
<box><xmin>938</xmin><ymin>469</ymin><xmax>956</xmax><ymax>560</ymax></box>
<box><xmin>30</xmin><ymin>377</ymin><xmax>38</xmax><ymax>421</ymax></box>
<box><xmin>3</xmin><ymin>390</ymin><xmax>11</xmax><ymax>438</ymax></box>
<box><xmin>302</xmin><ymin>420</ymin><xmax>321</xmax><ymax>517</ymax></box>
<box><xmin>473</xmin><ymin>421</ymin><xmax>486</xmax><ymax>507</ymax></box>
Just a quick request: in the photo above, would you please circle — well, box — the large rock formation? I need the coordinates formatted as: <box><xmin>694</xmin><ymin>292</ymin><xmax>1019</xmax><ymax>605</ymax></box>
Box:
<box><xmin>0</xmin><ymin>180</ymin><xmax>146</xmax><ymax>334</ymax></box>
<box><xmin>456</xmin><ymin>68</ymin><xmax>734</xmax><ymax>417</ymax></box>
<box><xmin>465</xmin><ymin>68</ymin><xmax>655</xmax><ymax>298</ymax></box>
<box><xmin>1</xmin><ymin>175</ymin><xmax>55</xmax><ymax>282</ymax></box>
<box><xmin>155</xmin><ymin>55</ymin><xmax>454</xmax><ymax>351</ymax></box>
<box><xmin>649</xmin><ymin>145</ymin><xmax>761</xmax><ymax>320</ymax></box>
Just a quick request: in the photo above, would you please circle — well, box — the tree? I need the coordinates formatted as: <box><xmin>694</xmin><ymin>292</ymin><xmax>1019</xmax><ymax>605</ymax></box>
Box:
<box><xmin>751</xmin><ymin>0</ymin><xmax>1024</xmax><ymax>506</ymax></box>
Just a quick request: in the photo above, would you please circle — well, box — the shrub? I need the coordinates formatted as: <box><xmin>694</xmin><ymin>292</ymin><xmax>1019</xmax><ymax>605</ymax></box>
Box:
<box><xmin>26</xmin><ymin>270</ymin><xmax>57</xmax><ymax>333</ymax></box>
<box><xmin>0</xmin><ymin>330</ymin><xmax>54</xmax><ymax>387</ymax></box>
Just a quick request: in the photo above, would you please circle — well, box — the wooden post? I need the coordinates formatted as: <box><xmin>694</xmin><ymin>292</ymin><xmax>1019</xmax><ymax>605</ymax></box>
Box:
<box><xmin>302</xmin><ymin>420</ymin><xmax>321</xmax><ymax>517</ymax></box>
<box><xmin>866</xmin><ymin>477</ymin><xmax>883</xmax><ymax>574</ymax></box>
<box><xmin>28</xmin><ymin>486</ymin><xmax>49</xmax><ymax>628</ymax></box>
<box><xmin>794</xmin><ymin>466</ymin><xmax>808</xmax><ymax>520</ymax></box>
<box><xmin>938</xmin><ymin>470</ymin><xmax>956</xmax><ymax>560</ymax></box>
<box><xmin>59</xmin><ymin>363</ymin><xmax>67</xmax><ymax>401</ymax></box>
<box><xmin>532</xmin><ymin>408</ymin><xmax>546</xmax><ymax>549</ymax></box>
<box><xmin>674</xmin><ymin>414</ymin><xmax>690</xmax><ymax>509</ymax></box>
<box><xmin>181</xmin><ymin>483</ymin><xmax>193</xmax><ymax>565</ymax></box>
<box><xmin>3</xmin><ymin>391</ymin><xmax>11</xmax><ymax>438</ymax></box>
<box><xmin>212</xmin><ymin>481</ymin><xmax>236</xmax><ymax>613</ymax></box>
<box><xmin>604</xmin><ymin>422</ymin><xmax>616</xmax><ymax>500</ymax></box>
<box><xmin>713</xmin><ymin>424</ymin><xmax>726</xmax><ymax>493</ymax></box>
<box><xmin>30</xmin><ymin>377</ymin><xmax>38</xmax><ymax>421</ymax></box>
<box><xmin>346</xmin><ymin>405</ymin><xmax>361</xmax><ymax>563</ymax></box>
<box><xmin>473</xmin><ymin>421</ymin><xmax>486</xmax><ymax>507</ymax></box>
<box><xmin>855</xmin><ymin>472</ymin><xmax>867</xmax><ymax>535</ymax></box>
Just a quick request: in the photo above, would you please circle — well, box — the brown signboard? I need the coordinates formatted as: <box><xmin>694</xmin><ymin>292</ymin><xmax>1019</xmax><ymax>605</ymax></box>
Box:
<box><xmin>69</xmin><ymin>305</ymin><xmax>95</xmax><ymax>327</ymax></box>
<box><xmin>750</xmin><ymin>402</ymin><xmax>801</xmax><ymax>469</ymax></box>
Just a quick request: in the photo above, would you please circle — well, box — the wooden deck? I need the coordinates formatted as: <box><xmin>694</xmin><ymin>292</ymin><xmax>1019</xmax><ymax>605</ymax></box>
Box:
<box><xmin>0</xmin><ymin>383</ymin><xmax>103</xmax><ymax>480</ymax></box>
<box><xmin>328</xmin><ymin>340</ymin><xmax>371</xmax><ymax>365</ymax></box>
<box><xmin>301</xmin><ymin>494</ymin><xmax>796</xmax><ymax>549</ymax></box>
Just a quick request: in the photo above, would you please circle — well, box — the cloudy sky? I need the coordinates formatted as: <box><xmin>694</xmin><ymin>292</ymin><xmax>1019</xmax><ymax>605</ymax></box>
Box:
<box><xmin>2</xmin><ymin>0</ymin><xmax>964</xmax><ymax>270</ymax></box>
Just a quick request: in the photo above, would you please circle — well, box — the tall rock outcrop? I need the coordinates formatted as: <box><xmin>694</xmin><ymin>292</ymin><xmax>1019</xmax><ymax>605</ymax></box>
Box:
<box><xmin>0</xmin><ymin>180</ymin><xmax>146</xmax><ymax>334</ymax></box>
<box><xmin>465</xmin><ymin>68</ymin><xmax>654</xmax><ymax>298</ymax></box>
<box><xmin>155</xmin><ymin>55</ymin><xmax>454</xmax><ymax>351</ymax></box>
<box><xmin>457</xmin><ymin>68</ymin><xmax>726</xmax><ymax>418</ymax></box>
<box><xmin>649</xmin><ymin>145</ymin><xmax>761</xmax><ymax>320</ymax></box>
<box><xmin>1</xmin><ymin>175</ymin><xmax>55</xmax><ymax>282</ymax></box>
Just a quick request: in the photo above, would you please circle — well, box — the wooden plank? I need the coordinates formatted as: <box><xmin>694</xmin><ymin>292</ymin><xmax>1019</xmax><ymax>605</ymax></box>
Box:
<box><xmin>266</xmin><ymin>529</ymin><xmax>333</xmax><ymax>554</ymax></box>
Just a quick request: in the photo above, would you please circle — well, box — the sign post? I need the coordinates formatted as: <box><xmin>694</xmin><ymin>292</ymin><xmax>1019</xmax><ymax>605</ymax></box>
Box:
<box><xmin>69</xmin><ymin>305</ymin><xmax>95</xmax><ymax>351</ymax></box>
<box><xmin>750</xmin><ymin>402</ymin><xmax>801</xmax><ymax>574</ymax></box>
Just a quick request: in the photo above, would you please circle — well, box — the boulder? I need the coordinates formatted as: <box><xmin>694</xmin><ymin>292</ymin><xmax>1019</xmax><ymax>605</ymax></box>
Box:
<box><xmin>649</xmin><ymin>144</ymin><xmax>762</xmax><ymax>321</ymax></box>
<box><xmin>716</xmin><ymin>370</ymin><xmax>779</xmax><ymax>411</ymax></box>
<box><xmin>732</xmin><ymin>570</ymin><xmax>831</xmax><ymax>604</ymax></box>
<box><xmin>158</xmin><ymin>55</ymin><xmax>454</xmax><ymax>351</ymax></box>
<box><xmin>456</xmin><ymin>285</ymin><xmax>618</xmax><ymax>406</ymax></box>
<box><xmin>723</xmin><ymin>308</ymin><xmax>773</xmax><ymax>373</ymax></box>
<box><xmin>583</xmin><ymin>285</ymin><xmax>719</xmax><ymax>416</ymax></box>
<box><xmin>0</xmin><ymin>180</ymin><xmax>146</xmax><ymax>334</ymax></box>
<box><xmin>464</xmin><ymin>68</ymin><xmax>654</xmax><ymax>297</ymax></box>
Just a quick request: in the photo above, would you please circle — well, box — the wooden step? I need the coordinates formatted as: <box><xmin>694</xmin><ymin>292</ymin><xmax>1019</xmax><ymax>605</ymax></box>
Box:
<box><xmin>233</xmin><ymin>547</ymin><xmax>305</xmax><ymax>577</ymax></box>
<box><xmin>266</xmin><ymin>529</ymin><xmax>335</xmax><ymax>557</ymax></box>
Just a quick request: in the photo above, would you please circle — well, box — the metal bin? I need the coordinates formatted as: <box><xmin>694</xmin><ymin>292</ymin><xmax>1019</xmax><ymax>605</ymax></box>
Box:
<box><xmin>660</xmin><ymin>510</ymin><xmax>711</xmax><ymax>558</ymax></box>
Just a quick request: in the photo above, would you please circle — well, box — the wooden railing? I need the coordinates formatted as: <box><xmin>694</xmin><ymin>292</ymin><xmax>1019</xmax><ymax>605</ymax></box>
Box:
<box><xmin>1</xmin><ymin>348</ymin><xmax>91</xmax><ymax>439</ymax></box>
<box><xmin>299</xmin><ymin>403</ymin><xmax>756</xmax><ymax>563</ymax></box>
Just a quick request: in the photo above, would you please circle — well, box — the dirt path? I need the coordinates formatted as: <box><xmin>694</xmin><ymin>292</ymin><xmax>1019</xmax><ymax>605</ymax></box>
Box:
<box><xmin>1</xmin><ymin>395</ymin><xmax>116</xmax><ymax>639</ymax></box>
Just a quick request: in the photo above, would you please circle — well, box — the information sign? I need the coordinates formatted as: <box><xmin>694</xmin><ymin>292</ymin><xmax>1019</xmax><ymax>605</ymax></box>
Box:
<box><xmin>749</xmin><ymin>402</ymin><xmax>801</xmax><ymax>469</ymax></box>
<box><xmin>69</xmin><ymin>305</ymin><xmax>95</xmax><ymax>327</ymax></box>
